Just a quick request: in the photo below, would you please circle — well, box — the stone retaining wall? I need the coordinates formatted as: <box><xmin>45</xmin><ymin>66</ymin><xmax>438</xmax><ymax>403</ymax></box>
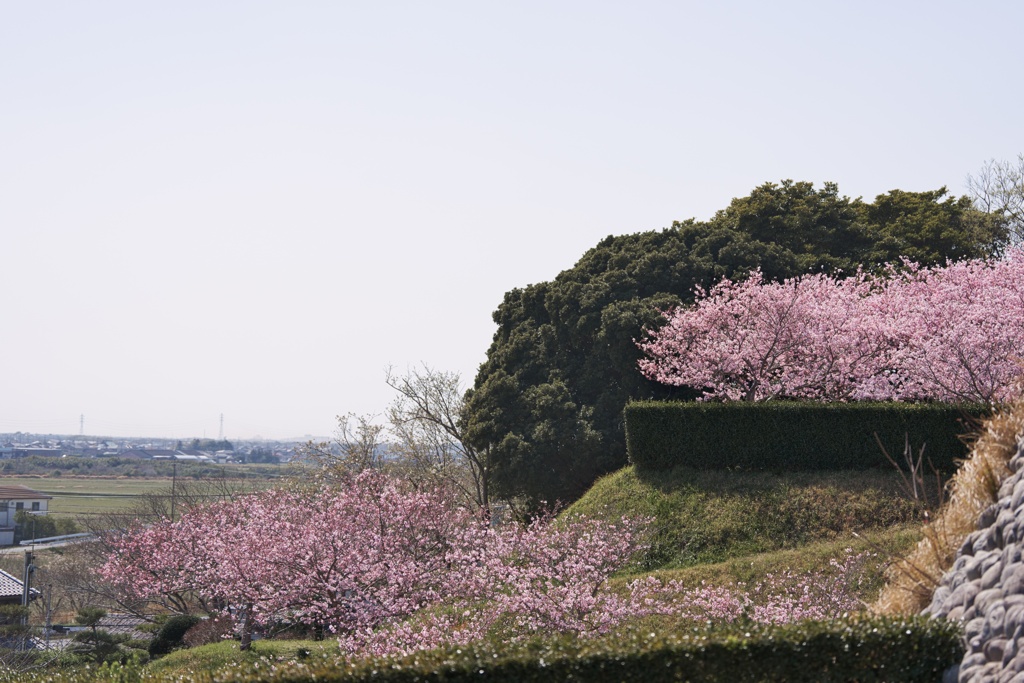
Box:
<box><xmin>926</xmin><ymin>437</ymin><xmax>1024</xmax><ymax>682</ymax></box>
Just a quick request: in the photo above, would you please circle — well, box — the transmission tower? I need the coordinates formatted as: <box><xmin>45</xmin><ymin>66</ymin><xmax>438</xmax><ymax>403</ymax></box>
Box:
<box><xmin>79</xmin><ymin>414</ymin><xmax>84</xmax><ymax>436</ymax></box>
<box><xmin>219</xmin><ymin>413</ymin><xmax>224</xmax><ymax>441</ymax></box>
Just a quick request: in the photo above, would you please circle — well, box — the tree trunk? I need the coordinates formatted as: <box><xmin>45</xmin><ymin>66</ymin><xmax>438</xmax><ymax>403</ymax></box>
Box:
<box><xmin>239</xmin><ymin>604</ymin><xmax>253</xmax><ymax>651</ymax></box>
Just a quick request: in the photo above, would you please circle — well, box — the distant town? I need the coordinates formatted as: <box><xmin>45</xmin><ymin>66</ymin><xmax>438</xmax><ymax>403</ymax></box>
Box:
<box><xmin>0</xmin><ymin>432</ymin><xmax>310</xmax><ymax>465</ymax></box>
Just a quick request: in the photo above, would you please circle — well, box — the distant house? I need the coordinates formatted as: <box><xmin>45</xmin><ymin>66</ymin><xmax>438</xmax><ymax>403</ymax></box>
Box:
<box><xmin>169</xmin><ymin>453</ymin><xmax>211</xmax><ymax>463</ymax></box>
<box><xmin>142</xmin><ymin>449</ymin><xmax>177</xmax><ymax>459</ymax></box>
<box><xmin>0</xmin><ymin>447</ymin><xmax>62</xmax><ymax>458</ymax></box>
<box><xmin>0</xmin><ymin>485</ymin><xmax>52</xmax><ymax>546</ymax></box>
<box><xmin>116</xmin><ymin>449</ymin><xmax>152</xmax><ymax>460</ymax></box>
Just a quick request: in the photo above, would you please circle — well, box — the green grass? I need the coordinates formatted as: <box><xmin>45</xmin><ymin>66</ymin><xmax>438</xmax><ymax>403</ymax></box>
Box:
<box><xmin>3</xmin><ymin>476</ymin><xmax>176</xmax><ymax>516</ymax></box>
<box><xmin>606</xmin><ymin>525</ymin><xmax>922</xmax><ymax>625</ymax></box>
<box><xmin>653</xmin><ymin>525</ymin><xmax>920</xmax><ymax>587</ymax></box>
<box><xmin>145</xmin><ymin>639</ymin><xmax>340</xmax><ymax>676</ymax></box>
<box><xmin>4</xmin><ymin>477</ymin><xmax>172</xmax><ymax>495</ymax></box>
<box><xmin>566</xmin><ymin>465</ymin><xmax>931</xmax><ymax>571</ymax></box>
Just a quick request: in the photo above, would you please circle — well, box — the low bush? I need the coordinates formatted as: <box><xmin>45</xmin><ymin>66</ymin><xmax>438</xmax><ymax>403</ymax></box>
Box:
<box><xmin>149</xmin><ymin>614</ymin><xmax>202</xmax><ymax>656</ymax></box>
<box><xmin>183</xmin><ymin>615</ymin><xmax>235</xmax><ymax>648</ymax></box>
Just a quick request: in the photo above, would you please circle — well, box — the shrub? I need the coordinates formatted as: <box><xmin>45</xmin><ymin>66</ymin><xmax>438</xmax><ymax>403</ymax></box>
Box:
<box><xmin>148</xmin><ymin>615</ymin><xmax>202</xmax><ymax>656</ymax></box>
<box><xmin>182</xmin><ymin>615</ymin><xmax>235</xmax><ymax>648</ymax></box>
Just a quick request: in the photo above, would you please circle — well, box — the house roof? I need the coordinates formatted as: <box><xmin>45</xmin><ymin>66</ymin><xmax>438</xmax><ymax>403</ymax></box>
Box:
<box><xmin>0</xmin><ymin>569</ymin><xmax>38</xmax><ymax>600</ymax></box>
<box><xmin>0</xmin><ymin>485</ymin><xmax>52</xmax><ymax>501</ymax></box>
<box><xmin>95</xmin><ymin>614</ymin><xmax>152</xmax><ymax>640</ymax></box>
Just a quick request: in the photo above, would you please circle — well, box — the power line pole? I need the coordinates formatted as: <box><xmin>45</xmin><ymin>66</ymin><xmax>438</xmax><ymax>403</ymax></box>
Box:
<box><xmin>170</xmin><ymin>462</ymin><xmax>177</xmax><ymax>522</ymax></box>
<box><xmin>21</xmin><ymin>550</ymin><xmax>34</xmax><ymax>626</ymax></box>
<box><xmin>44</xmin><ymin>583</ymin><xmax>52</xmax><ymax>650</ymax></box>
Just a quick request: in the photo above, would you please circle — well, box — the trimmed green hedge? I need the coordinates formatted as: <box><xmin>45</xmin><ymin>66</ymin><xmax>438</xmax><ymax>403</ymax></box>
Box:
<box><xmin>4</xmin><ymin>616</ymin><xmax>962</xmax><ymax>682</ymax></box>
<box><xmin>330</xmin><ymin>618</ymin><xmax>963</xmax><ymax>683</ymax></box>
<box><xmin>625</xmin><ymin>401</ymin><xmax>987</xmax><ymax>472</ymax></box>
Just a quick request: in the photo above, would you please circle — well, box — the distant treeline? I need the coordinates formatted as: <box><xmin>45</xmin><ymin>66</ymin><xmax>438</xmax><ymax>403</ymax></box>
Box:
<box><xmin>0</xmin><ymin>456</ymin><xmax>306</xmax><ymax>479</ymax></box>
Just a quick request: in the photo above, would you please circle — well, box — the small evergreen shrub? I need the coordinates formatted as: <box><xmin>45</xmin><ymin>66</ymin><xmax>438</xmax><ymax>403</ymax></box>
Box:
<box><xmin>148</xmin><ymin>614</ymin><xmax>202</xmax><ymax>656</ymax></box>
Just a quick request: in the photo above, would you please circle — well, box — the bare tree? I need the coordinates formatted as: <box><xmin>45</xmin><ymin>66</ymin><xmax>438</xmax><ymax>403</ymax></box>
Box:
<box><xmin>386</xmin><ymin>365</ymin><xmax>492</xmax><ymax>518</ymax></box>
<box><xmin>299</xmin><ymin>413</ymin><xmax>386</xmax><ymax>474</ymax></box>
<box><xmin>967</xmin><ymin>154</ymin><xmax>1024</xmax><ymax>246</ymax></box>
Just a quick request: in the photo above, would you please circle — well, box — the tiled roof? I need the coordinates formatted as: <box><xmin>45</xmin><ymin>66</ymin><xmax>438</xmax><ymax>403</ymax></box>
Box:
<box><xmin>0</xmin><ymin>569</ymin><xmax>37</xmax><ymax>599</ymax></box>
<box><xmin>0</xmin><ymin>485</ymin><xmax>52</xmax><ymax>500</ymax></box>
<box><xmin>96</xmin><ymin>614</ymin><xmax>152</xmax><ymax>640</ymax></box>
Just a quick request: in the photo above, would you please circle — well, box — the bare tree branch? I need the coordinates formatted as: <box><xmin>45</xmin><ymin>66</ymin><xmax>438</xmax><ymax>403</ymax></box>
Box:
<box><xmin>385</xmin><ymin>365</ymin><xmax>493</xmax><ymax>518</ymax></box>
<box><xmin>967</xmin><ymin>154</ymin><xmax>1024</xmax><ymax>246</ymax></box>
<box><xmin>299</xmin><ymin>413</ymin><xmax>386</xmax><ymax>475</ymax></box>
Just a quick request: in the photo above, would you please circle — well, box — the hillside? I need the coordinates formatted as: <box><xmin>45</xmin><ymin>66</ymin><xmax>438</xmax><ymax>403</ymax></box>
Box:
<box><xmin>566</xmin><ymin>465</ymin><xmax>928</xmax><ymax>575</ymax></box>
<box><xmin>1</xmin><ymin>463</ymin><xmax>957</xmax><ymax>682</ymax></box>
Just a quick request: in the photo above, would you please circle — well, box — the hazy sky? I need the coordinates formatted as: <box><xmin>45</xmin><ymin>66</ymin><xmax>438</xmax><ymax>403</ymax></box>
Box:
<box><xmin>2</xmin><ymin>1</ymin><xmax>1022</xmax><ymax>440</ymax></box>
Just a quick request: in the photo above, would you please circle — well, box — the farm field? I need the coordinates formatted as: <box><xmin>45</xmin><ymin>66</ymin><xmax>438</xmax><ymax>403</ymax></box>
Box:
<box><xmin>3</xmin><ymin>476</ymin><xmax>172</xmax><ymax>517</ymax></box>
<box><xmin>1</xmin><ymin>474</ymin><xmax>275</xmax><ymax>517</ymax></box>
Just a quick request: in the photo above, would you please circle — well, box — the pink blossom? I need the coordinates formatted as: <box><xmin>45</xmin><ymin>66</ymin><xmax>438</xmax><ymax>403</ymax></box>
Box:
<box><xmin>101</xmin><ymin>473</ymin><xmax>875</xmax><ymax>658</ymax></box>
<box><xmin>639</xmin><ymin>250</ymin><xmax>1024</xmax><ymax>402</ymax></box>
<box><xmin>100</xmin><ymin>473</ymin><xmax>653</xmax><ymax>656</ymax></box>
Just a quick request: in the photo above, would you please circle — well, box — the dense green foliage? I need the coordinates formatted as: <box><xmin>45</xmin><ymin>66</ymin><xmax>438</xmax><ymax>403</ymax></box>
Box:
<box><xmin>71</xmin><ymin>609</ymin><xmax>128</xmax><ymax>664</ymax></box>
<box><xmin>0</xmin><ymin>618</ymin><xmax>962</xmax><ymax>683</ymax></box>
<box><xmin>624</xmin><ymin>401</ymin><xmax>987</xmax><ymax>473</ymax></box>
<box><xmin>13</xmin><ymin>509</ymin><xmax>81</xmax><ymax>543</ymax></box>
<box><xmin>0</xmin><ymin>604</ymin><xmax>31</xmax><ymax>649</ymax></box>
<box><xmin>864</xmin><ymin>187</ymin><xmax>1005</xmax><ymax>265</ymax></box>
<box><xmin>149</xmin><ymin>615</ymin><xmax>202</xmax><ymax>657</ymax></box>
<box><xmin>0</xmin><ymin>456</ymin><xmax>299</xmax><ymax>479</ymax></box>
<box><xmin>464</xmin><ymin>180</ymin><xmax>1002</xmax><ymax>507</ymax></box>
<box><xmin>244</xmin><ymin>447</ymin><xmax>277</xmax><ymax>464</ymax></box>
<box><xmin>189</xmin><ymin>439</ymin><xmax>234</xmax><ymax>452</ymax></box>
<box><xmin>566</xmin><ymin>465</ymin><xmax>924</xmax><ymax>571</ymax></box>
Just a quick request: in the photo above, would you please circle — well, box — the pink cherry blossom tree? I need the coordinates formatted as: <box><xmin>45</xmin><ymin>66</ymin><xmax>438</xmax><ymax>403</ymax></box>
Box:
<box><xmin>101</xmin><ymin>473</ymin><xmax>879</xmax><ymax>657</ymax></box>
<box><xmin>636</xmin><ymin>271</ymin><xmax>898</xmax><ymax>401</ymax></box>
<box><xmin>893</xmin><ymin>251</ymin><xmax>1024</xmax><ymax>401</ymax></box>
<box><xmin>638</xmin><ymin>250</ymin><xmax>1024</xmax><ymax>403</ymax></box>
<box><xmin>484</xmin><ymin>512</ymin><xmax>651</xmax><ymax>637</ymax></box>
<box><xmin>100</xmin><ymin>471</ymin><xmax>654</xmax><ymax>654</ymax></box>
<box><xmin>101</xmin><ymin>493</ymin><xmax>301</xmax><ymax>649</ymax></box>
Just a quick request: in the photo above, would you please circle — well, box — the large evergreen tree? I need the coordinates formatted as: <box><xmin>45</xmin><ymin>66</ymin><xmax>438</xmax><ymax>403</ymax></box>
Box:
<box><xmin>463</xmin><ymin>180</ymin><xmax>1004</xmax><ymax>508</ymax></box>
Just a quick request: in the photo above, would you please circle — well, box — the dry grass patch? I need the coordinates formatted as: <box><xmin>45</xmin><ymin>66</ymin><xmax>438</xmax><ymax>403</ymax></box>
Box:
<box><xmin>874</xmin><ymin>399</ymin><xmax>1024</xmax><ymax>614</ymax></box>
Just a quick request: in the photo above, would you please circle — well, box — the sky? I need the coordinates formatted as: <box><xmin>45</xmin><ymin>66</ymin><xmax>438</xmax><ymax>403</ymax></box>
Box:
<box><xmin>2</xmin><ymin>1</ymin><xmax>1023</xmax><ymax>441</ymax></box>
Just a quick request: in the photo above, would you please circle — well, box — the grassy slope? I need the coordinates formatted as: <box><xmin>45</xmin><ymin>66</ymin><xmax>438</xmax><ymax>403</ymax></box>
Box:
<box><xmin>145</xmin><ymin>639</ymin><xmax>340</xmax><ymax>676</ymax></box>
<box><xmin>566</xmin><ymin>465</ymin><xmax>928</xmax><ymax>572</ymax></box>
